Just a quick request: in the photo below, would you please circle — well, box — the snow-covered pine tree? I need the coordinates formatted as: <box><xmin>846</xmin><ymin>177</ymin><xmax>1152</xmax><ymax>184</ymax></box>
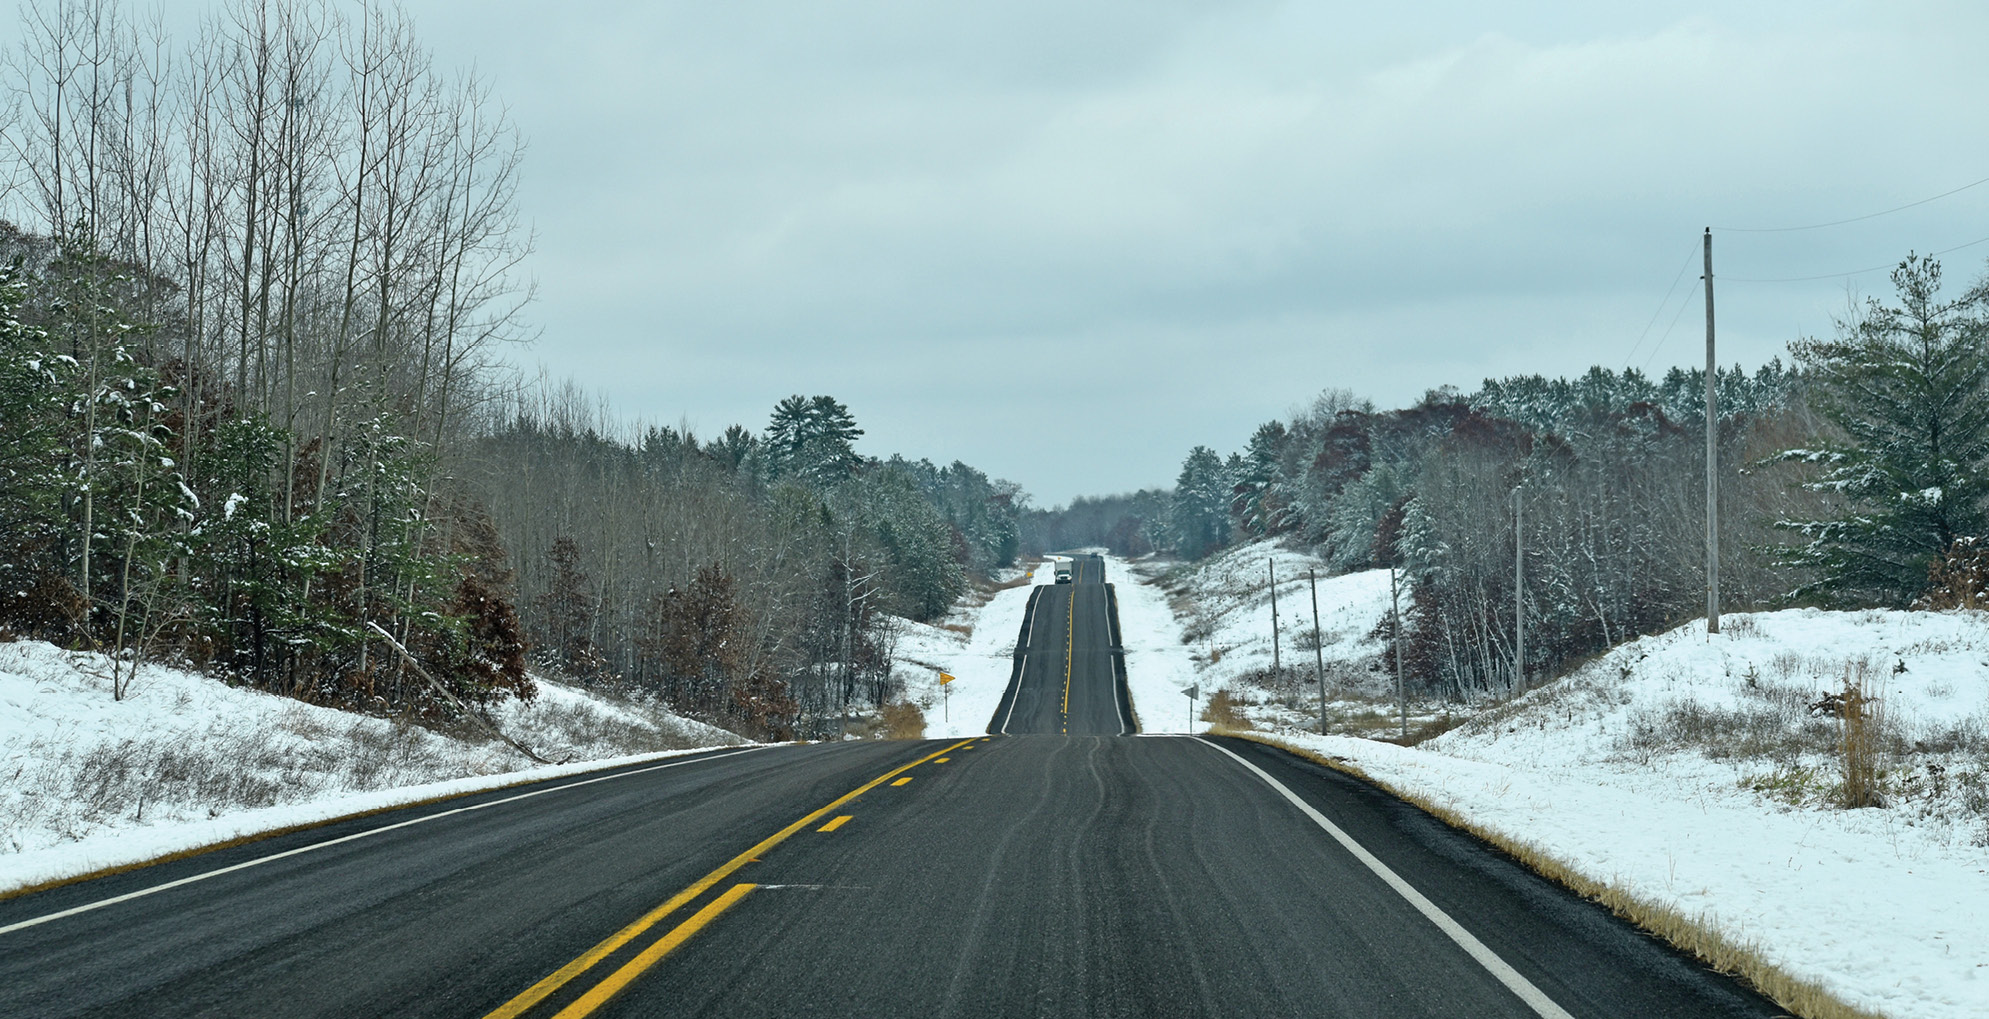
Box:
<box><xmin>1775</xmin><ymin>256</ymin><xmax>1989</xmax><ymax>606</ymax></box>
<box><xmin>1170</xmin><ymin>445</ymin><xmax>1232</xmax><ymax>558</ymax></box>
<box><xmin>1236</xmin><ymin>421</ymin><xmax>1291</xmax><ymax>538</ymax></box>
<box><xmin>0</xmin><ymin>261</ymin><xmax>81</xmax><ymax>637</ymax></box>
<box><xmin>800</xmin><ymin>395</ymin><xmax>864</xmax><ymax>486</ymax></box>
<box><xmin>763</xmin><ymin>394</ymin><xmax>864</xmax><ymax>487</ymax></box>
<box><xmin>763</xmin><ymin>395</ymin><xmax>811</xmax><ymax>483</ymax></box>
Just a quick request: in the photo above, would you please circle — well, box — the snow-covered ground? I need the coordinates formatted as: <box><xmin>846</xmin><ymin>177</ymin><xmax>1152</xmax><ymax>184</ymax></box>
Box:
<box><xmin>1102</xmin><ymin>551</ymin><xmax>1205</xmax><ymax>733</ymax></box>
<box><xmin>1242</xmin><ymin>609</ymin><xmax>1989</xmax><ymax>1019</ymax></box>
<box><xmin>1122</xmin><ymin>539</ymin><xmax>1436</xmax><ymax>734</ymax></box>
<box><xmin>893</xmin><ymin>563</ymin><xmax>1054</xmax><ymax>739</ymax></box>
<box><xmin>0</xmin><ymin>640</ymin><xmax>741</xmax><ymax>894</ymax></box>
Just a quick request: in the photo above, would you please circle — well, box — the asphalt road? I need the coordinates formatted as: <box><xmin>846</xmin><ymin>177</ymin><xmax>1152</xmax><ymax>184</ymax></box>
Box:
<box><xmin>0</xmin><ymin>549</ymin><xmax>1792</xmax><ymax>1018</ymax></box>
<box><xmin>988</xmin><ymin>553</ymin><xmax>1133</xmax><ymax>736</ymax></box>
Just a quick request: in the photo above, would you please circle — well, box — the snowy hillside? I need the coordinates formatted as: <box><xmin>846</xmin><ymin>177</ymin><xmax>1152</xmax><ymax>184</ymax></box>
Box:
<box><xmin>1127</xmin><ymin>540</ymin><xmax>1429</xmax><ymax>734</ymax></box>
<box><xmin>1252</xmin><ymin>608</ymin><xmax>1989</xmax><ymax>1019</ymax></box>
<box><xmin>1102</xmin><ymin>551</ymin><xmax>1203</xmax><ymax>733</ymax></box>
<box><xmin>0</xmin><ymin>640</ymin><xmax>741</xmax><ymax>894</ymax></box>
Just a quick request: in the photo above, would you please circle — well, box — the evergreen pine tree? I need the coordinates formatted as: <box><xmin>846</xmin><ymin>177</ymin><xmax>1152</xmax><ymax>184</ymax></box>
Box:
<box><xmin>1776</xmin><ymin>256</ymin><xmax>1989</xmax><ymax>605</ymax></box>
<box><xmin>1171</xmin><ymin>446</ymin><xmax>1232</xmax><ymax>558</ymax></box>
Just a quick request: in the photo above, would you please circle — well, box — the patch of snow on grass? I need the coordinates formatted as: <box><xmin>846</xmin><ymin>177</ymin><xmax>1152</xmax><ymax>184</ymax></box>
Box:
<box><xmin>0</xmin><ymin>639</ymin><xmax>743</xmax><ymax>893</ymax></box>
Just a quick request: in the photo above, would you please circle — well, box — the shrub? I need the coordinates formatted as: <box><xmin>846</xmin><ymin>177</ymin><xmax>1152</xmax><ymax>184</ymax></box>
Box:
<box><xmin>1823</xmin><ymin>665</ymin><xmax>1887</xmax><ymax>809</ymax></box>
<box><xmin>1920</xmin><ymin>536</ymin><xmax>1989</xmax><ymax>610</ymax></box>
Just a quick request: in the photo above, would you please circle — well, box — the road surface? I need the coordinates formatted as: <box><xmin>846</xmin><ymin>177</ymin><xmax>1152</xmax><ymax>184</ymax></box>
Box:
<box><xmin>988</xmin><ymin>553</ymin><xmax>1133</xmax><ymax>736</ymax></box>
<box><xmin>0</xmin><ymin>552</ymin><xmax>1790</xmax><ymax>1018</ymax></box>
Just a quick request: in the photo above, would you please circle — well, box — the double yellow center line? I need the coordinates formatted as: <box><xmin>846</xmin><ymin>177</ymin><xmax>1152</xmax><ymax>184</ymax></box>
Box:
<box><xmin>484</xmin><ymin>737</ymin><xmax>978</xmax><ymax>1019</ymax></box>
<box><xmin>1058</xmin><ymin>573</ymin><xmax>1074</xmax><ymax>732</ymax></box>
<box><xmin>1061</xmin><ymin>559</ymin><xmax>1080</xmax><ymax>732</ymax></box>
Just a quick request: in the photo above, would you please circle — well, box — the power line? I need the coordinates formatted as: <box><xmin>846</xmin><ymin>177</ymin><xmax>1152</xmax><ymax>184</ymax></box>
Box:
<box><xmin>1624</xmin><ymin>239</ymin><xmax>1702</xmax><ymax>369</ymax></box>
<box><xmin>1714</xmin><ymin>172</ymin><xmax>1989</xmax><ymax>233</ymax></box>
<box><xmin>1722</xmin><ymin>231</ymin><xmax>1989</xmax><ymax>283</ymax></box>
<box><xmin>1641</xmin><ymin>278</ymin><xmax>1700</xmax><ymax>372</ymax></box>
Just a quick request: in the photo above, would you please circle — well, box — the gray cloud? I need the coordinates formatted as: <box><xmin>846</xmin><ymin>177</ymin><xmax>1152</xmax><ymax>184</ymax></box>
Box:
<box><xmin>392</xmin><ymin>0</ymin><xmax>1989</xmax><ymax>502</ymax></box>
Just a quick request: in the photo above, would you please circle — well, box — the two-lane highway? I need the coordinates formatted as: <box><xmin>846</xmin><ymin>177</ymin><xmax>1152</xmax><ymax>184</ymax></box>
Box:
<box><xmin>990</xmin><ymin>553</ymin><xmax>1132</xmax><ymax>735</ymax></box>
<box><xmin>0</xmin><ymin>548</ymin><xmax>1792</xmax><ymax>1018</ymax></box>
<box><xmin>0</xmin><ymin>734</ymin><xmax>1789</xmax><ymax>1018</ymax></box>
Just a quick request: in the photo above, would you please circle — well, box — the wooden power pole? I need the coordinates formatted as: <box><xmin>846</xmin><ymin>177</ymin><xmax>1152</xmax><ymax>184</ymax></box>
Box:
<box><xmin>1391</xmin><ymin>566</ymin><xmax>1406</xmax><ymax>740</ymax></box>
<box><xmin>1514</xmin><ymin>487</ymin><xmax>1524</xmax><ymax>690</ymax></box>
<box><xmin>1268</xmin><ymin>559</ymin><xmax>1281</xmax><ymax>672</ymax></box>
<box><xmin>1309</xmin><ymin>568</ymin><xmax>1326</xmax><ymax>735</ymax></box>
<box><xmin>1704</xmin><ymin>227</ymin><xmax>1721</xmax><ymax>636</ymax></box>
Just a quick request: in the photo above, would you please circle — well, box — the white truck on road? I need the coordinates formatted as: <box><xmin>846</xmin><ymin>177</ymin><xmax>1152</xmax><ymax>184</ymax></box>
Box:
<box><xmin>1053</xmin><ymin>559</ymin><xmax>1074</xmax><ymax>584</ymax></box>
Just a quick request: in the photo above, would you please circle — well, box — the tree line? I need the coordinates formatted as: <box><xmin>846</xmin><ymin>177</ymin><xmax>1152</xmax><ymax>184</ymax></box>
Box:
<box><xmin>1041</xmin><ymin>256</ymin><xmax>1989</xmax><ymax>697</ymax></box>
<box><xmin>481</xmin><ymin>385</ymin><xmax>1020</xmax><ymax>737</ymax></box>
<box><xmin>0</xmin><ymin>0</ymin><xmax>1021</xmax><ymax>739</ymax></box>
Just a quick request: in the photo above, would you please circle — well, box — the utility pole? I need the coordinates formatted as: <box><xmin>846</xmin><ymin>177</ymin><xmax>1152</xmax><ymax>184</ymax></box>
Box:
<box><xmin>1514</xmin><ymin>486</ymin><xmax>1525</xmax><ymax>691</ymax></box>
<box><xmin>1309</xmin><ymin>569</ymin><xmax>1326</xmax><ymax>735</ymax></box>
<box><xmin>1268</xmin><ymin>559</ymin><xmax>1281</xmax><ymax>673</ymax></box>
<box><xmin>1703</xmin><ymin>227</ymin><xmax>1721</xmax><ymax>636</ymax></box>
<box><xmin>1391</xmin><ymin>566</ymin><xmax>1406</xmax><ymax>741</ymax></box>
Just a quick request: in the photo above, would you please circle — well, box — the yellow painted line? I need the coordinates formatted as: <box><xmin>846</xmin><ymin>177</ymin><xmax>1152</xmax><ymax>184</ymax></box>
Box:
<box><xmin>1061</xmin><ymin>573</ymin><xmax>1076</xmax><ymax>720</ymax></box>
<box><xmin>549</xmin><ymin>883</ymin><xmax>758</xmax><ymax>1019</ymax></box>
<box><xmin>891</xmin><ymin>777</ymin><xmax>913</xmax><ymax>786</ymax></box>
<box><xmin>480</xmin><ymin>738</ymin><xmax>974</xmax><ymax>1019</ymax></box>
<box><xmin>817</xmin><ymin>815</ymin><xmax>853</xmax><ymax>832</ymax></box>
<box><xmin>935</xmin><ymin>757</ymin><xmax>950</xmax><ymax>763</ymax></box>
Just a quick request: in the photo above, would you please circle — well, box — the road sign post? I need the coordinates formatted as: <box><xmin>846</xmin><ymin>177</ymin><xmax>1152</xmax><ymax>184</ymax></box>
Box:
<box><xmin>939</xmin><ymin>672</ymin><xmax>955</xmax><ymax>724</ymax></box>
<box><xmin>1185</xmin><ymin>684</ymin><xmax>1198</xmax><ymax>732</ymax></box>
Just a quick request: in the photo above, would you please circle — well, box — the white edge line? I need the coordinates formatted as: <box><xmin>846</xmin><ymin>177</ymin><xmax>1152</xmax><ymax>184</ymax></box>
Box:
<box><xmin>1105</xmin><ymin>583</ymin><xmax>1130</xmax><ymax>736</ymax></box>
<box><xmin>0</xmin><ymin>746</ymin><xmax>769</xmax><ymax>937</ymax></box>
<box><xmin>997</xmin><ymin>589</ymin><xmax>1041</xmax><ymax>735</ymax></box>
<box><xmin>1188</xmin><ymin>736</ymin><xmax>1577</xmax><ymax>1019</ymax></box>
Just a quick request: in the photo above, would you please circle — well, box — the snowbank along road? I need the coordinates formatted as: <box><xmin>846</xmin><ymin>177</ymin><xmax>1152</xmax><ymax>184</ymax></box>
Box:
<box><xmin>2</xmin><ymin>554</ymin><xmax>1795</xmax><ymax>1018</ymax></box>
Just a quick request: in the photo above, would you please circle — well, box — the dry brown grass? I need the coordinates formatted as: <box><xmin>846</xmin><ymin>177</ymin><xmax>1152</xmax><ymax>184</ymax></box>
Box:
<box><xmin>1399</xmin><ymin>711</ymin><xmax>1468</xmax><ymax>746</ymax></box>
<box><xmin>1834</xmin><ymin>667</ymin><xmax>1885</xmax><ymax>809</ymax></box>
<box><xmin>1228</xmin><ymin>732</ymin><xmax>1889</xmax><ymax>1019</ymax></box>
<box><xmin>989</xmin><ymin>568</ymin><xmax>1038</xmax><ymax>592</ymax></box>
<box><xmin>878</xmin><ymin>701</ymin><xmax>928</xmax><ymax>740</ymax></box>
<box><xmin>1200</xmin><ymin>689</ymin><xmax>1250</xmax><ymax>730</ymax></box>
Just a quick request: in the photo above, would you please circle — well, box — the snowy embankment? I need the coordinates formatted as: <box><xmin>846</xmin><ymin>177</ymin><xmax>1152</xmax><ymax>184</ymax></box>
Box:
<box><xmin>1248</xmin><ymin>610</ymin><xmax>1989</xmax><ymax>1019</ymax></box>
<box><xmin>892</xmin><ymin>563</ymin><xmax>1050</xmax><ymax>739</ymax></box>
<box><xmin>1103</xmin><ymin>551</ymin><xmax>1203</xmax><ymax>733</ymax></box>
<box><xmin>0</xmin><ymin>640</ymin><xmax>742</xmax><ymax>895</ymax></box>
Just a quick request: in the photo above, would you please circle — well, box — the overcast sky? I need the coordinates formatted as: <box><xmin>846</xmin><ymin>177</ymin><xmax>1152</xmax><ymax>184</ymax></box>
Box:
<box><xmin>389</xmin><ymin>0</ymin><xmax>1989</xmax><ymax>505</ymax></box>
